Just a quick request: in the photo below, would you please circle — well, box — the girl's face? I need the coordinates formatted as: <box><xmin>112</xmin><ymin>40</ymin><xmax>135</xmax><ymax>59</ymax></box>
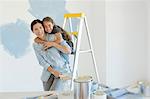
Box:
<box><xmin>33</xmin><ymin>23</ymin><xmax>45</xmax><ymax>39</ymax></box>
<box><xmin>43</xmin><ymin>21</ymin><xmax>54</xmax><ymax>33</ymax></box>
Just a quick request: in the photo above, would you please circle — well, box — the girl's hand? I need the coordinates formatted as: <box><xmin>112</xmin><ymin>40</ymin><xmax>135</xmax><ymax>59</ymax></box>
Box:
<box><xmin>43</xmin><ymin>41</ymin><xmax>55</xmax><ymax>50</ymax></box>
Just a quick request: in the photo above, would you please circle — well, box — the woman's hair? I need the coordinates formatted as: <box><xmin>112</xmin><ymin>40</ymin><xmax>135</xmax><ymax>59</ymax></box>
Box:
<box><xmin>43</xmin><ymin>16</ymin><xmax>55</xmax><ymax>25</ymax></box>
<box><xmin>31</xmin><ymin>19</ymin><xmax>43</xmax><ymax>31</ymax></box>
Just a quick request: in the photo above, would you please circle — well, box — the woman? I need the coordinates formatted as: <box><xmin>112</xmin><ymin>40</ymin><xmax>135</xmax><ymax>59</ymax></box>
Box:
<box><xmin>31</xmin><ymin>19</ymin><xmax>71</xmax><ymax>91</ymax></box>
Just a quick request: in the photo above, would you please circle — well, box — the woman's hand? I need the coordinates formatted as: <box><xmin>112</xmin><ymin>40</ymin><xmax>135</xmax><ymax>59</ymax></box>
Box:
<box><xmin>47</xmin><ymin>66</ymin><xmax>61</xmax><ymax>78</ymax></box>
<box><xmin>43</xmin><ymin>41</ymin><xmax>55</xmax><ymax>50</ymax></box>
<box><xmin>59</xmin><ymin>74</ymin><xmax>72</xmax><ymax>80</ymax></box>
<box><xmin>52</xmin><ymin>70</ymin><xmax>61</xmax><ymax>78</ymax></box>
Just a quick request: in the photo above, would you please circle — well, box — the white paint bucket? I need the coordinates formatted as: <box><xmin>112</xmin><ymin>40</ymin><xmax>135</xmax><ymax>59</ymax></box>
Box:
<box><xmin>74</xmin><ymin>76</ymin><xmax>93</xmax><ymax>99</ymax></box>
<box><xmin>144</xmin><ymin>85</ymin><xmax>150</xmax><ymax>97</ymax></box>
<box><xmin>93</xmin><ymin>91</ymin><xmax>106</xmax><ymax>99</ymax></box>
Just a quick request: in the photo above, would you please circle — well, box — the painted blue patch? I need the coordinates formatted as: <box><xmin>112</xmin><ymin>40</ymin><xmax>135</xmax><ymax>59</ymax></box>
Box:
<box><xmin>28</xmin><ymin>0</ymin><xmax>68</xmax><ymax>25</ymax></box>
<box><xmin>0</xmin><ymin>19</ymin><xmax>31</xmax><ymax>58</ymax></box>
<box><xmin>0</xmin><ymin>0</ymin><xmax>75</xmax><ymax>59</ymax></box>
<box><xmin>28</xmin><ymin>0</ymin><xmax>79</xmax><ymax>32</ymax></box>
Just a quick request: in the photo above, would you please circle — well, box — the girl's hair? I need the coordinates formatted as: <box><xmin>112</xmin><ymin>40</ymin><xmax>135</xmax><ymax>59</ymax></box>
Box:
<box><xmin>43</xmin><ymin>16</ymin><xmax>72</xmax><ymax>42</ymax></box>
<box><xmin>43</xmin><ymin>17</ymin><xmax>55</xmax><ymax>25</ymax></box>
<box><xmin>56</xmin><ymin>25</ymin><xmax>71</xmax><ymax>41</ymax></box>
<box><xmin>57</xmin><ymin>25</ymin><xmax>73</xmax><ymax>53</ymax></box>
<box><xmin>31</xmin><ymin>19</ymin><xmax>43</xmax><ymax>31</ymax></box>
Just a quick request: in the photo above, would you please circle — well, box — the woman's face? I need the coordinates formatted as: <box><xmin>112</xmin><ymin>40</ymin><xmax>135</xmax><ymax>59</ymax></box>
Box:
<box><xmin>33</xmin><ymin>23</ymin><xmax>45</xmax><ymax>39</ymax></box>
<box><xmin>43</xmin><ymin>21</ymin><xmax>54</xmax><ymax>33</ymax></box>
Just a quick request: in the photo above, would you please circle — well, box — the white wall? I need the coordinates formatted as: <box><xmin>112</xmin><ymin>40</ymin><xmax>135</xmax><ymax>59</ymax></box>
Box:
<box><xmin>1</xmin><ymin>0</ymin><xmax>149</xmax><ymax>92</ymax></box>
<box><xmin>0</xmin><ymin>0</ymin><xmax>43</xmax><ymax>92</ymax></box>
<box><xmin>146</xmin><ymin>0</ymin><xmax>150</xmax><ymax>81</ymax></box>
<box><xmin>106</xmin><ymin>0</ymin><xmax>148</xmax><ymax>88</ymax></box>
<box><xmin>0</xmin><ymin>0</ymin><xmax>106</xmax><ymax>91</ymax></box>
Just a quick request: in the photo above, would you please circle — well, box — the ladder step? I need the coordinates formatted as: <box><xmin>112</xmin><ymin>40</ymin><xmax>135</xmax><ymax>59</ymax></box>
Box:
<box><xmin>79</xmin><ymin>50</ymin><xmax>92</xmax><ymax>53</ymax></box>
<box><xmin>64</xmin><ymin>13</ymin><xmax>85</xmax><ymax>18</ymax></box>
<box><xmin>67</xmin><ymin>32</ymin><xmax>78</xmax><ymax>36</ymax></box>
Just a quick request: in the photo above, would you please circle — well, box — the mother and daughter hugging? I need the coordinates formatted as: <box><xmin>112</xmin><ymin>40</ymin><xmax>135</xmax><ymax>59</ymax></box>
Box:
<box><xmin>30</xmin><ymin>16</ymin><xmax>73</xmax><ymax>92</ymax></box>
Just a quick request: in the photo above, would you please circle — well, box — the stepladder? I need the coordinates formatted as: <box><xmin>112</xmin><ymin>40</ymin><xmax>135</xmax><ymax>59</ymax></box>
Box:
<box><xmin>62</xmin><ymin>13</ymin><xmax>100</xmax><ymax>90</ymax></box>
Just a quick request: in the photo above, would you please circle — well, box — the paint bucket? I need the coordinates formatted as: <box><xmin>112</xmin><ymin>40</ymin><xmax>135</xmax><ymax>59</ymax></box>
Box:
<box><xmin>143</xmin><ymin>83</ymin><xmax>150</xmax><ymax>97</ymax></box>
<box><xmin>93</xmin><ymin>91</ymin><xmax>106</xmax><ymax>99</ymax></box>
<box><xmin>74</xmin><ymin>76</ymin><xmax>93</xmax><ymax>99</ymax></box>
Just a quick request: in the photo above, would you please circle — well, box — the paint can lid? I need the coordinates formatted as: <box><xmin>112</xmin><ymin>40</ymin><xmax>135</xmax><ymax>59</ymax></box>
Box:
<box><xmin>74</xmin><ymin>75</ymin><xmax>93</xmax><ymax>83</ymax></box>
